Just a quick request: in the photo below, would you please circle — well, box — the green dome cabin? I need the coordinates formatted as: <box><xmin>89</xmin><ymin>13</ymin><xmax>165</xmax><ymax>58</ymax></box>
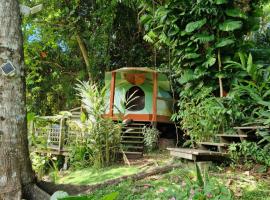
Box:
<box><xmin>104</xmin><ymin>67</ymin><xmax>173</xmax><ymax>124</ymax></box>
<box><xmin>104</xmin><ymin>67</ymin><xmax>175</xmax><ymax>158</ymax></box>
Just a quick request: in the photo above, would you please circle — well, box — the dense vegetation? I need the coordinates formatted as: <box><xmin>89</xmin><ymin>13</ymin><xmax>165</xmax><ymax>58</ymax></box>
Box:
<box><xmin>23</xmin><ymin>0</ymin><xmax>270</xmax><ymax>166</ymax></box>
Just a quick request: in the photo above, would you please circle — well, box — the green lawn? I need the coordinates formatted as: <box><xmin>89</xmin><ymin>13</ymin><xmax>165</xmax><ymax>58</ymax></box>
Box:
<box><xmin>57</xmin><ymin>166</ymin><xmax>140</xmax><ymax>185</ymax></box>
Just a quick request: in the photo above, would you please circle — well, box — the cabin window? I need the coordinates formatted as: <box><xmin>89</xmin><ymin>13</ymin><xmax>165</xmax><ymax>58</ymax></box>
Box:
<box><xmin>125</xmin><ymin>86</ymin><xmax>145</xmax><ymax>111</ymax></box>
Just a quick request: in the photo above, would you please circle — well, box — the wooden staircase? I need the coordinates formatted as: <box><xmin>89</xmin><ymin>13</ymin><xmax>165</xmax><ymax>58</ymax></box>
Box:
<box><xmin>168</xmin><ymin>126</ymin><xmax>264</xmax><ymax>162</ymax></box>
<box><xmin>121</xmin><ymin>122</ymin><xmax>146</xmax><ymax>159</ymax></box>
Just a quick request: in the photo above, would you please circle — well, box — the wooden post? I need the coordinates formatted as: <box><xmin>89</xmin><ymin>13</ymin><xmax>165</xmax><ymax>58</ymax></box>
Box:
<box><xmin>152</xmin><ymin>72</ymin><xmax>158</xmax><ymax>122</ymax></box>
<box><xmin>109</xmin><ymin>72</ymin><xmax>116</xmax><ymax>118</ymax></box>
<box><xmin>58</xmin><ymin>118</ymin><xmax>64</xmax><ymax>152</ymax></box>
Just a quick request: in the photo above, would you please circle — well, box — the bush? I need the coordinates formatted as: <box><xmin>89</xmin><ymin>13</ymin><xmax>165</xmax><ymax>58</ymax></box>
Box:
<box><xmin>229</xmin><ymin>141</ymin><xmax>270</xmax><ymax>167</ymax></box>
<box><xmin>142</xmin><ymin>126</ymin><xmax>160</xmax><ymax>152</ymax></box>
<box><xmin>174</xmin><ymin>87</ymin><xmax>229</xmax><ymax>143</ymax></box>
<box><xmin>69</xmin><ymin>81</ymin><xmax>121</xmax><ymax>169</ymax></box>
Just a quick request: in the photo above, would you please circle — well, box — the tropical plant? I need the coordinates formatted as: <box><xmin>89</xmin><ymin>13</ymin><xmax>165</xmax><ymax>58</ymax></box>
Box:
<box><xmin>70</xmin><ymin>81</ymin><xmax>121</xmax><ymax>169</ymax></box>
<box><xmin>142</xmin><ymin>126</ymin><xmax>160</xmax><ymax>151</ymax></box>
<box><xmin>30</xmin><ymin>152</ymin><xmax>60</xmax><ymax>181</ymax></box>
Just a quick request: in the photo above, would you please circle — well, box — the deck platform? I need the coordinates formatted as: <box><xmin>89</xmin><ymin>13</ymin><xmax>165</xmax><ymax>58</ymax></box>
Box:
<box><xmin>167</xmin><ymin>148</ymin><xmax>228</xmax><ymax>162</ymax></box>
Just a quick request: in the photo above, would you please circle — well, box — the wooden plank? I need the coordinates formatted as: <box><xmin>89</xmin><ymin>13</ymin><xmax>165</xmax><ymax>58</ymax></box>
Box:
<box><xmin>198</xmin><ymin>142</ymin><xmax>228</xmax><ymax>147</ymax></box>
<box><xmin>216</xmin><ymin>134</ymin><xmax>249</xmax><ymax>138</ymax></box>
<box><xmin>121</xmin><ymin>140</ymin><xmax>144</xmax><ymax>144</ymax></box>
<box><xmin>121</xmin><ymin>136</ymin><xmax>144</xmax><ymax>139</ymax></box>
<box><xmin>123</xmin><ymin>151</ymin><xmax>143</xmax><ymax>155</ymax></box>
<box><xmin>122</xmin><ymin>146</ymin><xmax>143</xmax><ymax>149</ymax></box>
<box><xmin>233</xmin><ymin>126</ymin><xmax>268</xmax><ymax>130</ymax></box>
<box><xmin>169</xmin><ymin>150</ymin><xmax>195</xmax><ymax>161</ymax></box>
<box><xmin>167</xmin><ymin>148</ymin><xmax>227</xmax><ymax>156</ymax></box>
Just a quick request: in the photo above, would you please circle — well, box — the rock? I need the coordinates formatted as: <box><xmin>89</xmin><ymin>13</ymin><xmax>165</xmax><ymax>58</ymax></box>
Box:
<box><xmin>158</xmin><ymin>138</ymin><xmax>175</xmax><ymax>150</ymax></box>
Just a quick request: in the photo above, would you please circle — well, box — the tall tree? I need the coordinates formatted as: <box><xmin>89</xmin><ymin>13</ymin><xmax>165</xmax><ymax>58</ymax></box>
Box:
<box><xmin>0</xmin><ymin>0</ymin><xmax>49</xmax><ymax>199</ymax></box>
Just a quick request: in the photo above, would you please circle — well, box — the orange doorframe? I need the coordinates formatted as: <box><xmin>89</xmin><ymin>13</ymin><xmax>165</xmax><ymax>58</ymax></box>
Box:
<box><xmin>152</xmin><ymin>72</ymin><xmax>158</xmax><ymax>122</ymax></box>
<box><xmin>109</xmin><ymin>72</ymin><xmax>116</xmax><ymax>117</ymax></box>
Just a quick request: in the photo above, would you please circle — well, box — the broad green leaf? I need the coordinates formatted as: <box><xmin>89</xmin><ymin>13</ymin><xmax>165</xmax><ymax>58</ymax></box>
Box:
<box><xmin>247</xmin><ymin>53</ymin><xmax>253</xmax><ymax>73</ymax></box>
<box><xmin>258</xmin><ymin>101</ymin><xmax>270</xmax><ymax>107</ymax></box>
<box><xmin>238</xmin><ymin>52</ymin><xmax>246</xmax><ymax>69</ymax></box>
<box><xmin>183</xmin><ymin>53</ymin><xmax>200</xmax><ymax>59</ymax></box>
<box><xmin>215</xmin><ymin>38</ymin><xmax>235</xmax><ymax>48</ymax></box>
<box><xmin>185</xmin><ymin>18</ymin><xmax>206</xmax><ymax>33</ymax></box>
<box><xmin>225</xmin><ymin>8</ymin><xmax>247</xmax><ymax>19</ymax></box>
<box><xmin>140</xmin><ymin>14</ymin><xmax>152</xmax><ymax>24</ymax></box>
<box><xmin>178</xmin><ymin>69</ymin><xmax>195</xmax><ymax>84</ymax></box>
<box><xmin>196</xmin><ymin>164</ymin><xmax>204</xmax><ymax>187</ymax></box>
<box><xmin>194</xmin><ymin>34</ymin><xmax>215</xmax><ymax>43</ymax></box>
<box><xmin>247</xmin><ymin>53</ymin><xmax>256</xmax><ymax>79</ymax></box>
<box><xmin>215</xmin><ymin>0</ymin><xmax>228</xmax><ymax>4</ymax></box>
<box><xmin>219</xmin><ymin>20</ymin><xmax>243</xmax><ymax>31</ymax></box>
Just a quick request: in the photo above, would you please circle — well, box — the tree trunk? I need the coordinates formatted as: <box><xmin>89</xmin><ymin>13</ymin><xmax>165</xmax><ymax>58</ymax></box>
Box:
<box><xmin>76</xmin><ymin>34</ymin><xmax>91</xmax><ymax>80</ymax></box>
<box><xmin>0</xmin><ymin>0</ymin><xmax>35</xmax><ymax>199</ymax></box>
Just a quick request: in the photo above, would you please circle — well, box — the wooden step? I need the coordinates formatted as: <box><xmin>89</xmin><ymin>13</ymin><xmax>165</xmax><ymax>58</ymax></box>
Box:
<box><xmin>123</xmin><ymin>151</ymin><xmax>143</xmax><ymax>155</ymax></box>
<box><xmin>127</xmin><ymin>123</ymin><xmax>146</xmax><ymax>126</ymax></box>
<box><xmin>123</xmin><ymin>130</ymin><xmax>143</xmax><ymax>134</ymax></box>
<box><xmin>121</xmin><ymin>145</ymin><xmax>143</xmax><ymax>150</ymax></box>
<box><xmin>121</xmin><ymin>140</ymin><xmax>144</xmax><ymax>144</ymax></box>
<box><xmin>233</xmin><ymin>126</ymin><xmax>268</xmax><ymax>130</ymax></box>
<box><xmin>216</xmin><ymin>134</ymin><xmax>251</xmax><ymax>138</ymax></box>
<box><xmin>121</xmin><ymin>136</ymin><xmax>144</xmax><ymax>139</ymax></box>
<box><xmin>198</xmin><ymin>142</ymin><xmax>228</xmax><ymax>147</ymax></box>
<box><xmin>167</xmin><ymin>148</ymin><xmax>228</xmax><ymax>161</ymax></box>
<box><xmin>122</xmin><ymin>151</ymin><xmax>143</xmax><ymax>159</ymax></box>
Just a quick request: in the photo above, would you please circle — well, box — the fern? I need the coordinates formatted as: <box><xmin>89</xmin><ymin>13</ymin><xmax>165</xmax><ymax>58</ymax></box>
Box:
<box><xmin>178</xmin><ymin>69</ymin><xmax>196</xmax><ymax>84</ymax></box>
<box><xmin>219</xmin><ymin>20</ymin><xmax>243</xmax><ymax>31</ymax></box>
<box><xmin>203</xmin><ymin>56</ymin><xmax>216</xmax><ymax>68</ymax></box>
<box><xmin>185</xmin><ymin>18</ymin><xmax>207</xmax><ymax>33</ymax></box>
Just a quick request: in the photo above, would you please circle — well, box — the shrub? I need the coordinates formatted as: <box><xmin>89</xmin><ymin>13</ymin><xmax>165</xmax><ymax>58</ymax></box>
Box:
<box><xmin>229</xmin><ymin>141</ymin><xmax>270</xmax><ymax>167</ymax></box>
<box><xmin>70</xmin><ymin>81</ymin><xmax>121</xmax><ymax>169</ymax></box>
<box><xmin>142</xmin><ymin>126</ymin><xmax>160</xmax><ymax>151</ymax></box>
<box><xmin>173</xmin><ymin>87</ymin><xmax>229</xmax><ymax>143</ymax></box>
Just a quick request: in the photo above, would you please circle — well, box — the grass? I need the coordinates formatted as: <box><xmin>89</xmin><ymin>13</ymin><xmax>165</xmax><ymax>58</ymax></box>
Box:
<box><xmin>58</xmin><ymin>163</ymin><xmax>270</xmax><ymax>200</ymax></box>
<box><xmin>57</xmin><ymin>166</ymin><xmax>140</xmax><ymax>185</ymax></box>
<box><xmin>241</xmin><ymin>182</ymin><xmax>270</xmax><ymax>200</ymax></box>
<box><xmin>61</xmin><ymin>168</ymin><xmax>194</xmax><ymax>200</ymax></box>
<box><xmin>60</xmin><ymin>166</ymin><xmax>233</xmax><ymax>200</ymax></box>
